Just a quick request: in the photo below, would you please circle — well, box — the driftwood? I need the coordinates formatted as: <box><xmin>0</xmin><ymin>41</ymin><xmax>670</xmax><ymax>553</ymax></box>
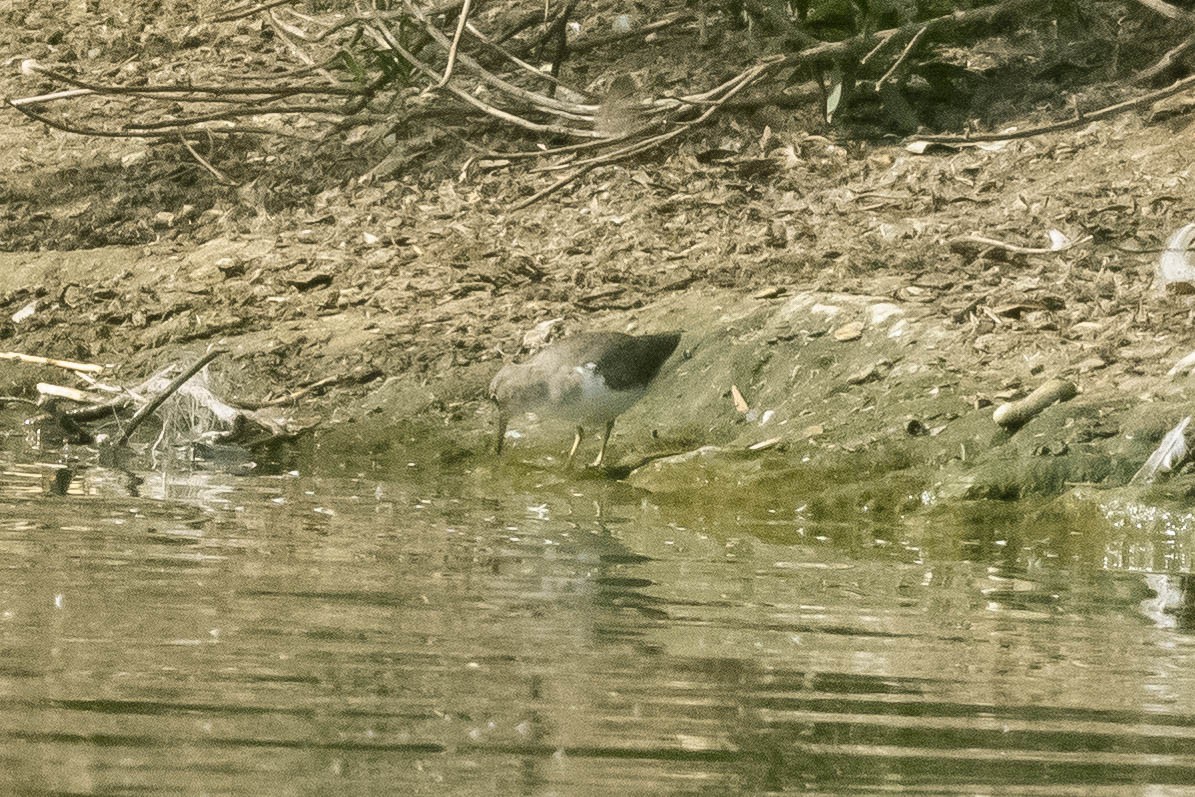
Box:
<box><xmin>993</xmin><ymin>379</ymin><xmax>1078</xmax><ymax>430</ymax></box>
<box><xmin>116</xmin><ymin>349</ymin><xmax>228</xmax><ymax>444</ymax></box>
<box><xmin>0</xmin><ymin>351</ymin><xmax>105</xmax><ymax>373</ymax></box>
<box><xmin>0</xmin><ymin>348</ymin><xmax>312</xmax><ymax>452</ymax></box>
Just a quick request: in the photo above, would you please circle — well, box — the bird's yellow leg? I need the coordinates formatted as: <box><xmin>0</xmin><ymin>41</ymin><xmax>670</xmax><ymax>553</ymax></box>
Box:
<box><xmin>566</xmin><ymin>425</ymin><xmax>584</xmax><ymax>467</ymax></box>
<box><xmin>592</xmin><ymin>420</ymin><xmax>615</xmax><ymax>468</ymax></box>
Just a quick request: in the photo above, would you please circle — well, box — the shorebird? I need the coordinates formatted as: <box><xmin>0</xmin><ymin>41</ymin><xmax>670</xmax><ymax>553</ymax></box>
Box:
<box><xmin>489</xmin><ymin>331</ymin><xmax>682</xmax><ymax>467</ymax></box>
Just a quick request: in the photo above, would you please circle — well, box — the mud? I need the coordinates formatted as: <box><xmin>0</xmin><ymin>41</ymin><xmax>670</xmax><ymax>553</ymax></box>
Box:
<box><xmin>4</xmin><ymin>8</ymin><xmax>1195</xmax><ymax>519</ymax></box>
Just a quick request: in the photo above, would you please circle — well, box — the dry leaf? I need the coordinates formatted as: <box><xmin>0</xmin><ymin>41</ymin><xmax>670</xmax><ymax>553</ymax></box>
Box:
<box><xmin>731</xmin><ymin>384</ymin><xmax>749</xmax><ymax>413</ymax></box>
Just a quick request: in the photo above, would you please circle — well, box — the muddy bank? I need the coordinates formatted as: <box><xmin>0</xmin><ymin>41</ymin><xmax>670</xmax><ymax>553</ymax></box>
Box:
<box><xmin>4</xmin><ymin>94</ymin><xmax>1195</xmax><ymax>520</ymax></box>
<box><xmin>322</xmin><ymin>287</ymin><xmax>1194</xmax><ymax>520</ymax></box>
<box><xmin>1</xmin><ymin>239</ymin><xmax>1193</xmax><ymax>532</ymax></box>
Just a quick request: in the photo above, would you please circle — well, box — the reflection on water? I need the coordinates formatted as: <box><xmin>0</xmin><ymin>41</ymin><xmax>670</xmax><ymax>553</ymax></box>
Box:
<box><xmin>2</xmin><ymin>455</ymin><xmax>1195</xmax><ymax>795</ymax></box>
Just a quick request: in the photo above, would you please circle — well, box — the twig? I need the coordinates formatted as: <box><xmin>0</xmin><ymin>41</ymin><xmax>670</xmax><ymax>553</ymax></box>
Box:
<box><xmin>860</xmin><ymin>30</ymin><xmax>897</xmax><ymax>67</ymax></box>
<box><xmin>464</xmin><ymin>20</ymin><xmax>581</xmax><ymax>92</ymax></box>
<box><xmin>913</xmin><ymin>71</ymin><xmax>1195</xmax><ymax>144</ymax></box>
<box><xmin>364</xmin><ymin>23</ymin><xmax>603</xmax><ymax>138</ymax></box>
<box><xmin>6</xmin><ymin>100</ymin><xmax>271</xmax><ymax>139</ymax></box>
<box><xmin>567</xmin><ymin>12</ymin><xmax>694</xmax><ymax>55</ymax></box>
<box><xmin>116</xmin><ymin>349</ymin><xmax>227</xmax><ymax>445</ymax></box>
<box><xmin>512</xmin><ymin>163</ymin><xmax>597</xmax><ymax>210</ymax></box>
<box><xmin>515</xmin><ymin>55</ymin><xmax>781</xmax><ymax>207</ymax></box>
<box><xmin>178</xmin><ymin>134</ymin><xmax>237</xmax><ymax>185</ymax></box>
<box><xmin>214</xmin><ymin>0</ymin><xmax>297</xmax><ymax>23</ymax></box>
<box><xmin>266</xmin><ymin>8</ymin><xmax>345</xmax><ymax>87</ymax></box>
<box><xmin>251</xmin><ymin>374</ymin><xmax>344</xmax><ymax>407</ymax></box>
<box><xmin>125</xmin><ymin>104</ymin><xmax>344</xmax><ymax>129</ymax></box>
<box><xmin>386</xmin><ymin>3</ymin><xmax>596</xmax><ymax>118</ymax></box>
<box><xmin>6</xmin><ymin>88</ymin><xmax>94</xmax><ymax>107</ymax></box>
<box><xmin>948</xmin><ymin>233</ymin><xmax>1093</xmax><ymax>255</ymax></box>
<box><xmin>20</xmin><ymin>62</ymin><xmax>357</xmax><ymax>97</ymax></box>
<box><xmin>37</xmin><ymin>383</ymin><xmax>99</xmax><ymax>403</ymax></box>
<box><xmin>0</xmin><ymin>351</ymin><xmax>105</xmax><ymax>373</ymax></box>
<box><xmin>875</xmin><ymin>25</ymin><xmax>927</xmax><ymax>92</ymax></box>
<box><xmin>435</xmin><ymin>0</ymin><xmax>473</xmax><ymax>88</ymax></box>
<box><xmin>1131</xmin><ymin>0</ymin><xmax>1195</xmax><ymax>21</ymax></box>
<box><xmin>6</xmin><ymin>100</ymin><xmax>161</xmax><ymax>138</ymax></box>
<box><xmin>9</xmin><ymin>88</ymin><xmax>316</xmax><ymax>108</ymax></box>
<box><xmin>1135</xmin><ymin>31</ymin><xmax>1195</xmax><ymax>84</ymax></box>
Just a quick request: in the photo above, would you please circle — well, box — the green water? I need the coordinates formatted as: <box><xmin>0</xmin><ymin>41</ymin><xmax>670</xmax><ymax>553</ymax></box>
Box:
<box><xmin>2</xmin><ymin>452</ymin><xmax>1195</xmax><ymax>795</ymax></box>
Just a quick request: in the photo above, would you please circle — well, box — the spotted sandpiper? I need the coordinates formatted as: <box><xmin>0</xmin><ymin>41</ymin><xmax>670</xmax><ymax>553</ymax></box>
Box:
<box><xmin>489</xmin><ymin>331</ymin><xmax>682</xmax><ymax>467</ymax></box>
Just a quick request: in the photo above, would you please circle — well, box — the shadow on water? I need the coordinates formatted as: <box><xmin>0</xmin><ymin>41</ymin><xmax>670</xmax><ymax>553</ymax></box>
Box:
<box><xmin>3</xmin><ymin>432</ymin><xmax>1195</xmax><ymax>793</ymax></box>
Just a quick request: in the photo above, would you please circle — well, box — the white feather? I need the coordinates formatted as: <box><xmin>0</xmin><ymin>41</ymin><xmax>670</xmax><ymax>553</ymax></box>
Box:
<box><xmin>1131</xmin><ymin>416</ymin><xmax>1191</xmax><ymax>485</ymax></box>
<box><xmin>570</xmin><ymin>363</ymin><xmax>645</xmax><ymax>424</ymax></box>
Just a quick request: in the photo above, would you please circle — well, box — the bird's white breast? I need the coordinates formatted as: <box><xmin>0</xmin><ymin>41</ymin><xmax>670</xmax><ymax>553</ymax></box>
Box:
<box><xmin>564</xmin><ymin>361</ymin><xmax>645</xmax><ymax>423</ymax></box>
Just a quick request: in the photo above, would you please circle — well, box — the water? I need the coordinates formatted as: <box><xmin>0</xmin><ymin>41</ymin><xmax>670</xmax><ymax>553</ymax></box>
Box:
<box><xmin>3</xmin><ymin>454</ymin><xmax>1195</xmax><ymax>795</ymax></box>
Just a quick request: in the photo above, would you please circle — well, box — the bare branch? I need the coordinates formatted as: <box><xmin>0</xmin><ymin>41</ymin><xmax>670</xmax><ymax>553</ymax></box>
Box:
<box><xmin>434</xmin><ymin>0</ymin><xmax>473</xmax><ymax>88</ymax></box>
<box><xmin>364</xmin><ymin>21</ymin><xmax>603</xmax><ymax>138</ymax></box>
<box><xmin>1135</xmin><ymin>31</ymin><xmax>1195</xmax><ymax>84</ymax></box>
<box><xmin>875</xmin><ymin>24</ymin><xmax>927</xmax><ymax>92</ymax></box>
<box><xmin>1130</xmin><ymin>0</ymin><xmax>1195</xmax><ymax>22</ymax></box>
<box><xmin>214</xmin><ymin>0</ymin><xmax>297</xmax><ymax>23</ymax></box>
<box><xmin>178</xmin><ymin>134</ymin><xmax>238</xmax><ymax>185</ymax></box>
<box><xmin>116</xmin><ymin>349</ymin><xmax>227</xmax><ymax>446</ymax></box>
<box><xmin>22</xmin><ymin>62</ymin><xmax>357</xmax><ymax>97</ymax></box>
<box><xmin>913</xmin><ymin>70</ymin><xmax>1195</xmax><ymax>144</ymax></box>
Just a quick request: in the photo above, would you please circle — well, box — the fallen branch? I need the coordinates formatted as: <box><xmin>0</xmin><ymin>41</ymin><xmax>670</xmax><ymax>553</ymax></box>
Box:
<box><xmin>62</xmin><ymin>394</ymin><xmax>134</xmax><ymax>422</ymax></box>
<box><xmin>1135</xmin><ymin>31</ymin><xmax>1195</xmax><ymax>84</ymax></box>
<box><xmin>249</xmin><ymin>374</ymin><xmax>345</xmax><ymax>407</ymax></box>
<box><xmin>116</xmin><ymin>348</ymin><xmax>227</xmax><ymax>445</ymax></box>
<box><xmin>6</xmin><ymin>88</ymin><xmax>93</xmax><ymax>107</ymax></box>
<box><xmin>1131</xmin><ymin>0</ymin><xmax>1195</xmax><ymax>22</ymax></box>
<box><xmin>213</xmin><ymin>0</ymin><xmax>297</xmax><ymax>23</ymax></box>
<box><xmin>36</xmin><ymin>383</ymin><xmax>97</xmax><ymax>403</ymax></box>
<box><xmin>875</xmin><ymin>25</ymin><xmax>927</xmax><ymax>92</ymax></box>
<box><xmin>948</xmin><ymin>233</ymin><xmax>1093</xmax><ymax>255</ymax></box>
<box><xmin>0</xmin><ymin>351</ymin><xmax>105</xmax><ymax>373</ymax></box>
<box><xmin>914</xmin><ymin>71</ymin><xmax>1195</xmax><ymax>145</ymax></box>
<box><xmin>519</xmin><ymin>54</ymin><xmax>783</xmax><ymax>205</ymax></box>
<box><xmin>18</xmin><ymin>61</ymin><xmax>357</xmax><ymax>98</ymax></box>
<box><xmin>178</xmin><ymin>134</ymin><xmax>238</xmax><ymax>185</ymax></box>
<box><xmin>567</xmin><ymin>12</ymin><xmax>694</xmax><ymax>55</ymax></box>
<box><xmin>779</xmin><ymin>0</ymin><xmax>1042</xmax><ymax>72</ymax></box>
<box><xmin>434</xmin><ymin>0</ymin><xmax>473</xmax><ymax>88</ymax></box>
<box><xmin>7</xmin><ymin>98</ymin><xmax>273</xmax><ymax>140</ymax></box>
<box><xmin>8</xmin><ymin>58</ymin><xmax>357</xmax><ymax>140</ymax></box>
